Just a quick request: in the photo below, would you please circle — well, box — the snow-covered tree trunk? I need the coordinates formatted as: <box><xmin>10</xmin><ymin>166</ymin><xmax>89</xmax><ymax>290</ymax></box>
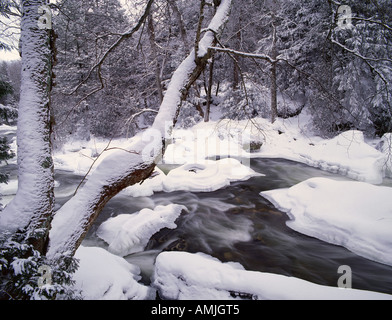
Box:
<box><xmin>46</xmin><ymin>0</ymin><xmax>233</xmax><ymax>261</ymax></box>
<box><xmin>0</xmin><ymin>0</ymin><xmax>54</xmax><ymax>254</ymax></box>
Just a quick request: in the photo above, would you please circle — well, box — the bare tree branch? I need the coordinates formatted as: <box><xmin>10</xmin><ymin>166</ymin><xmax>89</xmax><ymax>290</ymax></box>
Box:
<box><xmin>67</xmin><ymin>0</ymin><xmax>155</xmax><ymax>96</ymax></box>
<box><xmin>47</xmin><ymin>0</ymin><xmax>234</xmax><ymax>261</ymax></box>
<box><xmin>209</xmin><ymin>46</ymin><xmax>278</xmax><ymax>64</ymax></box>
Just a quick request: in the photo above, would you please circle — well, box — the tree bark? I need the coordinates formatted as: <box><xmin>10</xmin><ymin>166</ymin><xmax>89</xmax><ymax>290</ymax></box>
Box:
<box><xmin>148</xmin><ymin>11</ymin><xmax>164</xmax><ymax>103</ymax></box>
<box><xmin>0</xmin><ymin>0</ymin><xmax>54</xmax><ymax>254</ymax></box>
<box><xmin>46</xmin><ymin>0</ymin><xmax>233</xmax><ymax>261</ymax></box>
<box><xmin>204</xmin><ymin>53</ymin><xmax>215</xmax><ymax>122</ymax></box>
<box><xmin>270</xmin><ymin>21</ymin><xmax>278</xmax><ymax>124</ymax></box>
<box><xmin>167</xmin><ymin>0</ymin><xmax>190</xmax><ymax>55</ymax></box>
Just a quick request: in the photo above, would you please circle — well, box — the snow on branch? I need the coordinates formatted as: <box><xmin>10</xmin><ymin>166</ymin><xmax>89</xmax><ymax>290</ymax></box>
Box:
<box><xmin>67</xmin><ymin>0</ymin><xmax>155</xmax><ymax>96</ymax></box>
<box><xmin>208</xmin><ymin>46</ymin><xmax>278</xmax><ymax>64</ymax></box>
<box><xmin>351</xmin><ymin>17</ymin><xmax>392</xmax><ymax>32</ymax></box>
<box><xmin>46</xmin><ymin>0</ymin><xmax>234</xmax><ymax>261</ymax></box>
<box><xmin>330</xmin><ymin>39</ymin><xmax>392</xmax><ymax>64</ymax></box>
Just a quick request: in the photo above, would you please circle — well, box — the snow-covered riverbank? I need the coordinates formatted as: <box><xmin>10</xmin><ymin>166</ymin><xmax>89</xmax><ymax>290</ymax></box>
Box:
<box><xmin>1</xmin><ymin>114</ymin><xmax>392</xmax><ymax>300</ymax></box>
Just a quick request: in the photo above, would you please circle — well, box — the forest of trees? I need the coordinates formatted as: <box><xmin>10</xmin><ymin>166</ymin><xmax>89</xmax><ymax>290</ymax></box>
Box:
<box><xmin>47</xmin><ymin>0</ymin><xmax>392</xmax><ymax>140</ymax></box>
<box><xmin>2</xmin><ymin>0</ymin><xmax>392</xmax><ymax>140</ymax></box>
<box><xmin>0</xmin><ymin>0</ymin><xmax>391</xmax><ymax>299</ymax></box>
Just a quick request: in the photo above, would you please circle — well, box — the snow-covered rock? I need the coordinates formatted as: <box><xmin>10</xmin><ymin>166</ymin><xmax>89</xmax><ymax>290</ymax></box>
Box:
<box><xmin>260</xmin><ymin>177</ymin><xmax>392</xmax><ymax>266</ymax></box>
<box><xmin>152</xmin><ymin>251</ymin><xmax>392</xmax><ymax>300</ymax></box>
<box><xmin>73</xmin><ymin>246</ymin><xmax>154</xmax><ymax>300</ymax></box>
<box><xmin>96</xmin><ymin>204</ymin><xmax>186</xmax><ymax>256</ymax></box>
<box><xmin>122</xmin><ymin>158</ymin><xmax>262</xmax><ymax>195</ymax></box>
<box><xmin>162</xmin><ymin>158</ymin><xmax>263</xmax><ymax>193</ymax></box>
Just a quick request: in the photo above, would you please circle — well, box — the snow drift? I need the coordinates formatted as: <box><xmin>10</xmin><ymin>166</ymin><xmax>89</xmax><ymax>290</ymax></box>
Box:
<box><xmin>153</xmin><ymin>251</ymin><xmax>392</xmax><ymax>300</ymax></box>
<box><xmin>96</xmin><ymin>204</ymin><xmax>186</xmax><ymax>256</ymax></box>
<box><xmin>260</xmin><ymin>177</ymin><xmax>392</xmax><ymax>266</ymax></box>
<box><xmin>73</xmin><ymin>246</ymin><xmax>154</xmax><ymax>300</ymax></box>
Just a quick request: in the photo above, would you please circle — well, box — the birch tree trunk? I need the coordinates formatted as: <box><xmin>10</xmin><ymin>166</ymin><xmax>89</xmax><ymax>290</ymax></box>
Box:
<box><xmin>46</xmin><ymin>0</ymin><xmax>233</xmax><ymax>261</ymax></box>
<box><xmin>0</xmin><ymin>0</ymin><xmax>54</xmax><ymax>254</ymax></box>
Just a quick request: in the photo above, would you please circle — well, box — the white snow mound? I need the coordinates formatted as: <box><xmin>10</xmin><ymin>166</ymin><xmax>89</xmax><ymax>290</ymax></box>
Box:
<box><xmin>73</xmin><ymin>246</ymin><xmax>154</xmax><ymax>300</ymax></box>
<box><xmin>96</xmin><ymin>204</ymin><xmax>186</xmax><ymax>256</ymax></box>
<box><xmin>152</xmin><ymin>251</ymin><xmax>392</xmax><ymax>300</ymax></box>
<box><xmin>163</xmin><ymin>158</ymin><xmax>263</xmax><ymax>192</ymax></box>
<box><xmin>261</xmin><ymin>177</ymin><xmax>392</xmax><ymax>266</ymax></box>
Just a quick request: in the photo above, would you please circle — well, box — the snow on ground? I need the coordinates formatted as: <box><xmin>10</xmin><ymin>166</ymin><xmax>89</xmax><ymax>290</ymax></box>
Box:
<box><xmin>2</xmin><ymin>114</ymin><xmax>392</xmax><ymax>300</ymax></box>
<box><xmin>96</xmin><ymin>204</ymin><xmax>186</xmax><ymax>256</ymax></box>
<box><xmin>52</xmin><ymin>136</ymin><xmax>137</xmax><ymax>175</ymax></box>
<box><xmin>153</xmin><ymin>251</ymin><xmax>392</xmax><ymax>300</ymax></box>
<box><xmin>163</xmin><ymin>117</ymin><xmax>388</xmax><ymax>184</ymax></box>
<box><xmin>377</xmin><ymin>133</ymin><xmax>392</xmax><ymax>178</ymax></box>
<box><xmin>73</xmin><ymin>246</ymin><xmax>155</xmax><ymax>300</ymax></box>
<box><xmin>50</xmin><ymin>114</ymin><xmax>390</xmax><ymax>185</ymax></box>
<box><xmin>261</xmin><ymin>177</ymin><xmax>392</xmax><ymax>266</ymax></box>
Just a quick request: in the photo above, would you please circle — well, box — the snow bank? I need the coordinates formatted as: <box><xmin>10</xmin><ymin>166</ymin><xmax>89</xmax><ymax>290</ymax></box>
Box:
<box><xmin>163</xmin><ymin>118</ymin><xmax>387</xmax><ymax>184</ymax></box>
<box><xmin>53</xmin><ymin>137</ymin><xmax>137</xmax><ymax>175</ymax></box>
<box><xmin>299</xmin><ymin>131</ymin><xmax>385</xmax><ymax>184</ymax></box>
<box><xmin>52</xmin><ymin>117</ymin><xmax>388</xmax><ymax>185</ymax></box>
<box><xmin>0</xmin><ymin>124</ymin><xmax>17</xmax><ymax>134</ymax></box>
<box><xmin>153</xmin><ymin>251</ymin><xmax>392</xmax><ymax>300</ymax></box>
<box><xmin>96</xmin><ymin>204</ymin><xmax>186</xmax><ymax>256</ymax></box>
<box><xmin>260</xmin><ymin>178</ymin><xmax>392</xmax><ymax>266</ymax></box>
<box><xmin>249</xmin><ymin>120</ymin><xmax>385</xmax><ymax>184</ymax></box>
<box><xmin>163</xmin><ymin>123</ymin><xmax>252</xmax><ymax>164</ymax></box>
<box><xmin>73</xmin><ymin>246</ymin><xmax>154</xmax><ymax>300</ymax></box>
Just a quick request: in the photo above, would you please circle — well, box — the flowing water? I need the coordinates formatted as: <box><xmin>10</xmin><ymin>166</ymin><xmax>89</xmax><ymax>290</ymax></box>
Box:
<box><xmin>83</xmin><ymin>158</ymin><xmax>392</xmax><ymax>295</ymax></box>
<box><xmin>2</xmin><ymin>156</ymin><xmax>392</xmax><ymax>296</ymax></box>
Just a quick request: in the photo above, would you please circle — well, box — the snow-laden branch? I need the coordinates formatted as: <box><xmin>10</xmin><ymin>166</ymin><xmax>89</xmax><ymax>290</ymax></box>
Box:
<box><xmin>208</xmin><ymin>46</ymin><xmax>279</xmax><ymax>64</ymax></box>
<box><xmin>46</xmin><ymin>0</ymin><xmax>233</xmax><ymax>261</ymax></box>
<box><xmin>67</xmin><ymin>0</ymin><xmax>155</xmax><ymax>96</ymax></box>
<box><xmin>330</xmin><ymin>39</ymin><xmax>392</xmax><ymax>64</ymax></box>
<box><xmin>330</xmin><ymin>38</ymin><xmax>390</xmax><ymax>91</ymax></box>
<box><xmin>352</xmin><ymin>17</ymin><xmax>392</xmax><ymax>32</ymax></box>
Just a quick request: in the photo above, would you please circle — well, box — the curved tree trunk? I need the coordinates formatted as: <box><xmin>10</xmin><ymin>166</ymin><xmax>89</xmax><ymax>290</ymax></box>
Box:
<box><xmin>46</xmin><ymin>0</ymin><xmax>233</xmax><ymax>261</ymax></box>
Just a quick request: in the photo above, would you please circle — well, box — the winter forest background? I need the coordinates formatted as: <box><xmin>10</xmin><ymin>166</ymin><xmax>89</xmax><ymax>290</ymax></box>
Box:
<box><xmin>2</xmin><ymin>0</ymin><xmax>391</xmax><ymax>142</ymax></box>
<box><xmin>0</xmin><ymin>0</ymin><xmax>392</xmax><ymax>300</ymax></box>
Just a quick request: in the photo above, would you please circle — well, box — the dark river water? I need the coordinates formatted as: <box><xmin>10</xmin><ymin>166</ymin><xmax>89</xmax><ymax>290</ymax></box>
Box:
<box><xmin>82</xmin><ymin>158</ymin><xmax>392</xmax><ymax>295</ymax></box>
<box><xmin>2</xmin><ymin>156</ymin><xmax>392</xmax><ymax>296</ymax></box>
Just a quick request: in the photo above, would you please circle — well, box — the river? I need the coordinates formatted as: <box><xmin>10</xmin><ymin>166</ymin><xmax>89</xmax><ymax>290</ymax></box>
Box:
<box><xmin>2</xmin><ymin>153</ymin><xmax>392</xmax><ymax>296</ymax></box>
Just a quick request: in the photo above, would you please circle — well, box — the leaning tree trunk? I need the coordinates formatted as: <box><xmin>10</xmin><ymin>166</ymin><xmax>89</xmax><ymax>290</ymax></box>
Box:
<box><xmin>46</xmin><ymin>0</ymin><xmax>233</xmax><ymax>261</ymax></box>
<box><xmin>0</xmin><ymin>0</ymin><xmax>54</xmax><ymax>254</ymax></box>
